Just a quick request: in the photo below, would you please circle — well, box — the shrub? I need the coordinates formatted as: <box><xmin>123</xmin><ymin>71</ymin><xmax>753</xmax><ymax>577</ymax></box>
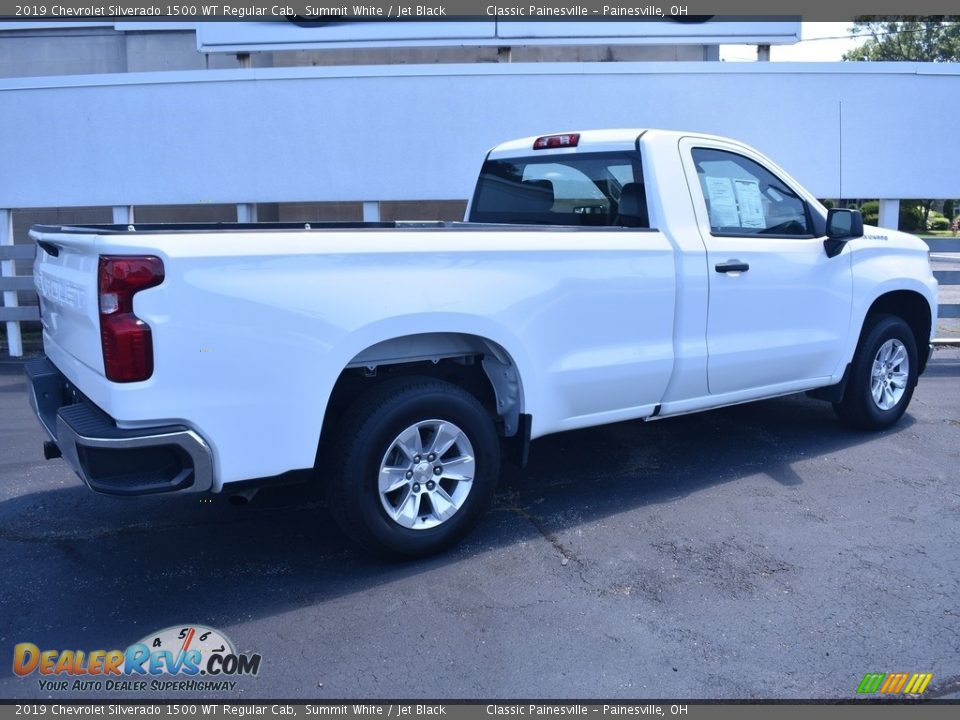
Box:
<box><xmin>898</xmin><ymin>204</ymin><xmax>925</xmax><ymax>233</ymax></box>
<box><xmin>859</xmin><ymin>200</ymin><xmax>879</xmax><ymax>225</ymax></box>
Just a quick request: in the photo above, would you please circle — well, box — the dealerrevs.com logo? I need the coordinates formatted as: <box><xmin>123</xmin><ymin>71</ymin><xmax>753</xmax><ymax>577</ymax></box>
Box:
<box><xmin>13</xmin><ymin>625</ymin><xmax>262</xmax><ymax>693</ymax></box>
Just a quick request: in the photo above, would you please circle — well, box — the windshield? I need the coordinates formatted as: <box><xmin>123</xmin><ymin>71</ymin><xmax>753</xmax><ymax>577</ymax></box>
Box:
<box><xmin>469</xmin><ymin>152</ymin><xmax>648</xmax><ymax>227</ymax></box>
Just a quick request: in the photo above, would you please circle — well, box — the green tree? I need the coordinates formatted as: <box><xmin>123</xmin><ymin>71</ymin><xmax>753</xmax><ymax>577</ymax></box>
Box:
<box><xmin>844</xmin><ymin>17</ymin><xmax>960</xmax><ymax>62</ymax></box>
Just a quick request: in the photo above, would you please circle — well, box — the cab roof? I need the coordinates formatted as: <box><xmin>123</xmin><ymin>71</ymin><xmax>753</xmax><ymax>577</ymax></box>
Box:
<box><xmin>486</xmin><ymin>129</ymin><xmax>731</xmax><ymax>159</ymax></box>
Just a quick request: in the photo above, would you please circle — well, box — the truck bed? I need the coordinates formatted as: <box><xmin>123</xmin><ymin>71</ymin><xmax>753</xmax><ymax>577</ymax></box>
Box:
<box><xmin>29</xmin><ymin>220</ymin><xmax>676</xmax><ymax>488</ymax></box>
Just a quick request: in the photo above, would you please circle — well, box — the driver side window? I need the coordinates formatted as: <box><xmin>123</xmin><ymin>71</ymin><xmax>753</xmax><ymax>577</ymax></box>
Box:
<box><xmin>692</xmin><ymin>148</ymin><xmax>811</xmax><ymax>237</ymax></box>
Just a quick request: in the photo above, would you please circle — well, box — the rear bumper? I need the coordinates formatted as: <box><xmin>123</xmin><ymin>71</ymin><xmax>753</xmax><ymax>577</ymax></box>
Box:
<box><xmin>25</xmin><ymin>357</ymin><xmax>213</xmax><ymax>496</ymax></box>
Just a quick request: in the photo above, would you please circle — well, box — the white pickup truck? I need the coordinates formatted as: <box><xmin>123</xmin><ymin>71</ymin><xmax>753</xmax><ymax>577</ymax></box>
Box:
<box><xmin>27</xmin><ymin>129</ymin><xmax>938</xmax><ymax>558</ymax></box>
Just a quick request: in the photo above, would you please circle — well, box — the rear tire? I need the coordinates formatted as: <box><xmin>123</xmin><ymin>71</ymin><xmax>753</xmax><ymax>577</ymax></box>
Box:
<box><xmin>325</xmin><ymin>377</ymin><xmax>500</xmax><ymax>559</ymax></box>
<box><xmin>833</xmin><ymin>313</ymin><xmax>918</xmax><ymax>431</ymax></box>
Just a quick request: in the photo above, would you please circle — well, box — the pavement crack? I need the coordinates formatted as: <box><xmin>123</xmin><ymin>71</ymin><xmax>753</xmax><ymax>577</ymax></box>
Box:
<box><xmin>499</xmin><ymin>498</ymin><xmax>581</xmax><ymax>568</ymax></box>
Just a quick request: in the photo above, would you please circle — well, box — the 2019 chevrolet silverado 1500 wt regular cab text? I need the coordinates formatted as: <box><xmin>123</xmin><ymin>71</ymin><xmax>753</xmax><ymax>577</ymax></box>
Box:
<box><xmin>26</xmin><ymin>129</ymin><xmax>938</xmax><ymax>557</ymax></box>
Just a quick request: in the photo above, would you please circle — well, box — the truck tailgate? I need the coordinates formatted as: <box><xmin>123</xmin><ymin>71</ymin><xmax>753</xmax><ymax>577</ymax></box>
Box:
<box><xmin>31</xmin><ymin>232</ymin><xmax>104</xmax><ymax>377</ymax></box>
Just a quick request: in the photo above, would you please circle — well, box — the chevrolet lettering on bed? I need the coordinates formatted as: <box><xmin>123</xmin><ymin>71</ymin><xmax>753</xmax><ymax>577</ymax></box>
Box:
<box><xmin>26</xmin><ymin>129</ymin><xmax>938</xmax><ymax>558</ymax></box>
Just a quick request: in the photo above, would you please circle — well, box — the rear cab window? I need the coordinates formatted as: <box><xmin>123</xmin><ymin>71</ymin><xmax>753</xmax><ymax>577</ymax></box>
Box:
<box><xmin>468</xmin><ymin>152</ymin><xmax>649</xmax><ymax>228</ymax></box>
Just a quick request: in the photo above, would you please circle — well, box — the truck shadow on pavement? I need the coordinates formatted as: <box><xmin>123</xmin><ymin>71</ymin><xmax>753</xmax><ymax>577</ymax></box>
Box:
<box><xmin>0</xmin><ymin>375</ymin><xmax>930</xmax><ymax>653</ymax></box>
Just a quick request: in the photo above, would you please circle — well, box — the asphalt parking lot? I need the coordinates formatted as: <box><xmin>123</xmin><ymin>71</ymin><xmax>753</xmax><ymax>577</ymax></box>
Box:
<box><xmin>1</xmin><ymin>350</ymin><xmax>958</xmax><ymax>701</ymax></box>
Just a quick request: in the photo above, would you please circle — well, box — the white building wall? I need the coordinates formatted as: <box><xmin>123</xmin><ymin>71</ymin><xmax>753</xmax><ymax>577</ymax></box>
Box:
<box><xmin>2</xmin><ymin>62</ymin><xmax>959</xmax><ymax>209</ymax></box>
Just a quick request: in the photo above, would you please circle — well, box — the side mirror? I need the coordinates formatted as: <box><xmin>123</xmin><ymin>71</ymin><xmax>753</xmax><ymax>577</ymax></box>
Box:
<box><xmin>824</xmin><ymin>208</ymin><xmax>864</xmax><ymax>258</ymax></box>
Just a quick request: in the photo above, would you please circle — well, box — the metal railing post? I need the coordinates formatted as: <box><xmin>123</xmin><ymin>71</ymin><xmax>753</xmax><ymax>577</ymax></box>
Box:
<box><xmin>1</xmin><ymin>209</ymin><xmax>24</xmax><ymax>357</ymax></box>
<box><xmin>112</xmin><ymin>206</ymin><xmax>135</xmax><ymax>225</ymax></box>
<box><xmin>363</xmin><ymin>201</ymin><xmax>380</xmax><ymax>222</ymax></box>
<box><xmin>237</xmin><ymin>203</ymin><xmax>258</xmax><ymax>223</ymax></box>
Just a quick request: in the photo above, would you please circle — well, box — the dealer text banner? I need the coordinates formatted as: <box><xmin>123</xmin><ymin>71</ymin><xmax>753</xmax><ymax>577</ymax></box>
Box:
<box><xmin>2</xmin><ymin>1</ymin><xmax>960</xmax><ymax>21</ymax></box>
<box><xmin>1</xmin><ymin>707</ymin><xmax>959</xmax><ymax>720</ymax></box>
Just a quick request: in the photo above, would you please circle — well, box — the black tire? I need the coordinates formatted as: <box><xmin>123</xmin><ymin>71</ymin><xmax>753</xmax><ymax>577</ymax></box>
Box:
<box><xmin>833</xmin><ymin>313</ymin><xmax>919</xmax><ymax>431</ymax></box>
<box><xmin>325</xmin><ymin>377</ymin><xmax>500</xmax><ymax>559</ymax></box>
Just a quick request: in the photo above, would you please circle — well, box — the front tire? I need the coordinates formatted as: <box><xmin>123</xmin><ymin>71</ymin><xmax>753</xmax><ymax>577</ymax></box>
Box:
<box><xmin>326</xmin><ymin>377</ymin><xmax>500</xmax><ymax>559</ymax></box>
<box><xmin>833</xmin><ymin>313</ymin><xmax>918</xmax><ymax>430</ymax></box>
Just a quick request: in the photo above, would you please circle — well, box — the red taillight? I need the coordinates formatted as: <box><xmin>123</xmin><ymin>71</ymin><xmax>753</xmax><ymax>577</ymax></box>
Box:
<box><xmin>533</xmin><ymin>133</ymin><xmax>580</xmax><ymax>150</ymax></box>
<box><xmin>98</xmin><ymin>256</ymin><xmax>164</xmax><ymax>383</ymax></box>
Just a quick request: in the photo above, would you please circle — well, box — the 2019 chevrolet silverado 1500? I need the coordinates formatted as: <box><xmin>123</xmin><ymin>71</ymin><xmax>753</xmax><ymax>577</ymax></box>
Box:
<box><xmin>26</xmin><ymin>129</ymin><xmax>938</xmax><ymax>557</ymax></box>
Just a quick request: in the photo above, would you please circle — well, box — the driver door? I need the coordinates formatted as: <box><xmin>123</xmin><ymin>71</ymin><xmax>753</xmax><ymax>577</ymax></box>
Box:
<box><xmin>679</xmin><ymin>137</ymin><xmax>853</xmax><ymax>396</ymax></box>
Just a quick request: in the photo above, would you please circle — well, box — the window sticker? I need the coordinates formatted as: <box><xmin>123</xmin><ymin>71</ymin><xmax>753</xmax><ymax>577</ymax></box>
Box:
<box><xmin>732</xmin><ymin>178</ymin><xmax>765</xmax><ymax>229</ymax></box>
<box><xmin>704</xmin><ymin>176</ymin><xmax>740</xmax><ymax>227</ymax></box>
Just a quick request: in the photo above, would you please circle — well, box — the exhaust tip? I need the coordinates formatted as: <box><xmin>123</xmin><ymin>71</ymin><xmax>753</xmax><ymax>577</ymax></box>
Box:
<box><xmin>43</xmin><ymin>441</ymin><xmax>62</xmax><ymax>460</ymax></box>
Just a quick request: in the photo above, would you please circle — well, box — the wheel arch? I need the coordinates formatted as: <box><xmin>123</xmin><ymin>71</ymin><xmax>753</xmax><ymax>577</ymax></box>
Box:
<box><xmin>321</xmin><ymin>327</ymin><xmax>531</xmax><ymax>449</ymax></box>
<box><xmin>863</xmin><ymin>290</ymin><xmax>933</xmax><ymax>374</ymax></box>
<box><xmin>812</xmin><ymin>288</ymin><xmax>933</xmax><ymax>405</ymax></box>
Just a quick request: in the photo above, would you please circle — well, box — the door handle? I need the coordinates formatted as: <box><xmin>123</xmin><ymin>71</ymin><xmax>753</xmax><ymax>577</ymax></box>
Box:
<box><xmin>715</xmin><ymin>260</ymin><xmax>750</xmax><ymax>274</ymax></box>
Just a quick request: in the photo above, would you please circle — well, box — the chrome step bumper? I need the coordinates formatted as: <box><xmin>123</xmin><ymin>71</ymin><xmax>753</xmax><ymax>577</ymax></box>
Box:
<box><xmin>25</xmin><ymin>357</ymin><xmax>213</xmax><ymax>496</ymax></box>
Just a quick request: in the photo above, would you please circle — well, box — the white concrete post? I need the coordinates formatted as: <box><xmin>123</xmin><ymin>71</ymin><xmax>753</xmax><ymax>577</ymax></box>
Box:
<box><xmin>112</xmin><ymin>205</ymin><xmax>135</xmax><ymax>225</ymax></box>
<box><xmin>237</xmin><ymin>203</ymin><xmax>258</xmax><ymax>223</ymax></box>
<box><xmin>362</xmin><ymin>201</ymin><xmax>381</xmax><ymax>223</ymax></box>
<box><xmin>878</xmin><ymin>199</ymin><xmax>900</xmax><ymax>230</ymax></box>
<box><xmin>1</xmin><ymin>209</ymin><xmax>23</xmax><ymax>357</ymax></box>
